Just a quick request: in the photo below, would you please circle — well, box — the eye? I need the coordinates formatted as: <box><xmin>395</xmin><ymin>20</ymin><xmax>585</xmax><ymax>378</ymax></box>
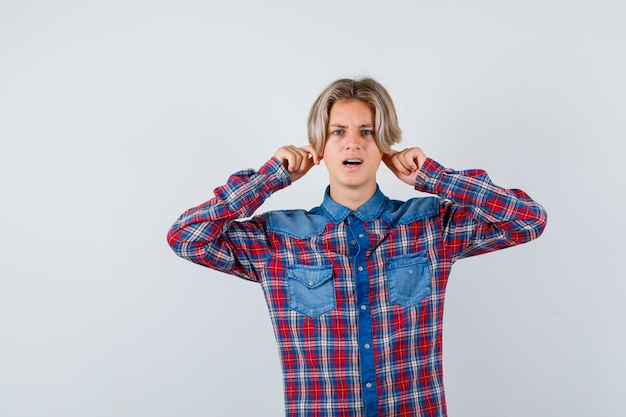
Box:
<box><xmin>330</xmin><ymin>129</ymin><xmax>344</xmax><ymax>136</ymax></box>
<box><xmin>361</xmin><ymin>129</ymin><xmax>374</xmax><ymax>136</ymax></box>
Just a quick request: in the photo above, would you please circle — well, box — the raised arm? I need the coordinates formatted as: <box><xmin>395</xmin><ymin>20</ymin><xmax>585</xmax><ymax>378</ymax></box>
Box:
<box><xmin>417</xmin><ymin>158</ymin><xmax>547</xmax><ymax>261</ymax></box>
<box><xmin>167</xmin><ymin>145</ymin><xmax>321</xmax><ymax>280</ymax></box>
<box><xmin>166</xmin><ymin>157</ymin><xmax>290</xmax><ymax>281</ymax></box>
<box><xmin>384</xmin><ymin>147</ymin><xmax>547</xmax><ymax>261</ymax></box>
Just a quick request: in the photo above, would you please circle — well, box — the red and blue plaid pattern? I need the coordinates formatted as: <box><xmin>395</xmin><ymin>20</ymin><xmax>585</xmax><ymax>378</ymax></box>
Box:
<box><xmin>167</xmin><ymin>157</ymin><xmax>547</xmax><ymax>417</ymax></box>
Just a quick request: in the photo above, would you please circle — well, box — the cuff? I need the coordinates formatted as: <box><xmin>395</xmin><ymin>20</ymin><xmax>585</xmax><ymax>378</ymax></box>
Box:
<box><xmin>259</xmin><ymin>157</ymin><xmax>292</xmax><ymax>192</ymax></box>
<box><xmin>414</xmin><ymin>158</ymin><xmax>449</xmax><ymax>193</ymax></box>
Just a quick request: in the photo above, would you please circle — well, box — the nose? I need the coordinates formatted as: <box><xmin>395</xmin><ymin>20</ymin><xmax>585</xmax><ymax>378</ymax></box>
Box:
<box><xmin>344</xmin><ymin>128</ymin><xmax>363</xmax><ymax>149</ymax></box>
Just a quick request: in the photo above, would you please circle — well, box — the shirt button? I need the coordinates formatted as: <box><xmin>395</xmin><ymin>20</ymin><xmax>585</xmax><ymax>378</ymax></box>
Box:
<box><xmin>360</xmin><ymin>305</ymin><xmax>367</xmax><ymax>310</ymax></box>
<box><xmin>351</xmin><ymin>240</ymin><xmax>357</xmax><ymax>245</ymax></box>
<box><xmin>408</xmin><ymin>269</ymin><xmax>414</xmax><ymax>275</ymax></box>
<box><xmin>364</xmin><ymin>343</ymin><xmax>371</xmax><ymax>349</ymax></box>
<box><xmin>358</xmin><ymin>233</ymin><xmax>365</xmax><ymax>238</ymax></box>
<box><xmin>366</xmin><ymin>383</ymin><xmax>373</xmax><ymax>389</ymax></box>
<box><xmin>357</xmin><ymin>266</ymin><xmax>364</xmax><ymax>272</ymax></box>
<box><xmin>308</xmin><ymin>281</ymin><xmax>315</xmax><ymax>286</ymax></box>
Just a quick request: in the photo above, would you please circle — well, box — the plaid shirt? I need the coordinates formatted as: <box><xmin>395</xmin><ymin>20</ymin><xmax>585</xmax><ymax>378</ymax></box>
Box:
<box><xmin>167</xmin><ymin>157</ymin><xmax>547</xmax><ymax>417</ymax></box>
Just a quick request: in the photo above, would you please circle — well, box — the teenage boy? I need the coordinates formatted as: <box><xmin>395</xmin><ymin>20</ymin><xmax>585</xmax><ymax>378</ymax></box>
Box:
<box><xmin>167</xmin><ymin>78</ymin><xmax>547</xmax><ymax>417</ymax></box>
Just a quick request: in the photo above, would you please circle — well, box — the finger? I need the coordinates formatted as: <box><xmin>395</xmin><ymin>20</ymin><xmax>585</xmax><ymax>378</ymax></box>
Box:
<box><xmin>301</xmin><ymin>145</ymin><xmax>322</xmax><ymax>165</ymax></box>
<box><xmin>400</xmin><ymin>150</ymin><xmax>419</xmax><ymax>172</ymax></box>
<box><xmin>410</xmin><ymin>147</ymin><xmax>427</xmax><ymax>169</ymax></box>
<box><xmin>285</xmin><ymin>147</ymin><xmax>302</xmax><ymax>173</ymax></box>
<box><xmin>294</xmin><ymin>146</ymin><xmax>319</xmax><ymax>172</ymax></box>
<box><xmin>416</xmin><ymin>149</ymin><xmax>428</xmax><ymax>169</ymax></box>
<box><xmin>382</xmin><ymin>152</ymin><xmax>401</xmax><ymax>174</ymax></box>
<box><xmin>296</xmin><ymin>152</ymin><xmax>311</xmax><ymax>173</ymax></box>
<box><xmin>392</xmin><ymin>152</ymin><xmax>413</xmax><ymax>176</ymax></box>
<box><xmin>292</xmin><ymin>147</ymin><xmax>311</xmax><ymax>172</ymax></box>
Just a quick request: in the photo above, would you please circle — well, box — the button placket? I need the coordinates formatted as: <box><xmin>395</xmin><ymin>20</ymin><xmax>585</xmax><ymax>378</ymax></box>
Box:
<box><xmin>347</xmin><ymin>215</ymin><xmax>378</xmax><ymax>415</ymax></box>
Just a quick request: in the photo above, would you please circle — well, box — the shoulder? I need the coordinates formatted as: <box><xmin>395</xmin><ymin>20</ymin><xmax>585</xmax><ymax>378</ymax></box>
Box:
<box><xmin>264</xmin><ymin>208</ymin><xmax>330</xmax><ymax>238</ymax></box>
<box><xmin>381</xmin><ymin>196</ymin><xmax>441</xmax><ymax>227</ymax></box>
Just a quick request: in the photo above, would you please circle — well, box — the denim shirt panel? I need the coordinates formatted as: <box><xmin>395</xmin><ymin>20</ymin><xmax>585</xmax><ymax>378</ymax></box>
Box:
<box><xmin>265</xmin><ymin>209</ymin><xmax>330</xmax><ymax>238</ymax></box>
<box><xmin>266</xmin><ymin>187</ymin><xmax>441</xmax><ymax>238</ymax></box>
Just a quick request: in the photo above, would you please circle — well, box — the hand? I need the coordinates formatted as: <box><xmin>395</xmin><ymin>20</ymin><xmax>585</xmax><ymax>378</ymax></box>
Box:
<box><xmin>273</xmin><ymin>145</ymin><xmax>322</xmax><ymax>182</ymax></box>
<box><xmin>382</xmin><ymin>147</ymin><xmax>428</xmax><ymax>186</ymax></box>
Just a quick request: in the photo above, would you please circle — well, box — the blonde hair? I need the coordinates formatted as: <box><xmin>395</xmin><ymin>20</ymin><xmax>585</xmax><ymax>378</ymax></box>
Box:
<box><xmin>307</xmin><ymin>77</ymin><xmax>402</xmax><ymax>154</ymax></box>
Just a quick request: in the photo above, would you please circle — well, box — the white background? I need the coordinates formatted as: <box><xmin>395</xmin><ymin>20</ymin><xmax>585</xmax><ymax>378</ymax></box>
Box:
<box><xmin>1</xmin><ymin>1</ymin><xmax>625</xmax><ymax>416</ymax></box>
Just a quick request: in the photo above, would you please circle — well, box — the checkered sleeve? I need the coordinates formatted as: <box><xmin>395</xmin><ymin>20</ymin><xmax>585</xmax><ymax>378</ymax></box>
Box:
<box><xmin>415</xmin><ymin>158</ymin><xmax>547</xmax><ymax>261</ymax></box>
<box><xmin>167</xmin><ymin>157</ymin><xmax>291</xmax><ymax>281</ymax></box>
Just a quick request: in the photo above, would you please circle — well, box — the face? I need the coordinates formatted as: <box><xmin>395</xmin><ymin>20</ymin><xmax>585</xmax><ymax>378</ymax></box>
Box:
<box><xmin>323</xmin><ymin>99</ymin><xmax>383</xmax><ymax>199</ymax></box>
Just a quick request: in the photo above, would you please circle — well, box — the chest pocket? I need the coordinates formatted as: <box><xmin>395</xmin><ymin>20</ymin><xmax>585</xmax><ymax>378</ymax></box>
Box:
<box><xmin>287</xmin><ymin>264</ymin><xmax>336</xmax><ymax>318</ymax></box>
<box><xmin>386</xmin><ymin>253</ymin><xmax>432</xmax><ymax>307</ymax></box>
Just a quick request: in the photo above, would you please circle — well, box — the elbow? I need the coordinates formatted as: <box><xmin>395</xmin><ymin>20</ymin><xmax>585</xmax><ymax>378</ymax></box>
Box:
<box><xmin>533</xmin><ymin>203</ymin><xmax>548</xmax><ymax>238</ymax></box>
<box><xmin>166</xmin><ymin>225</ymin><xmax>214</xmax><ymax>266</ymax></box>
<box><xmin>166</xmin><ymin>226</ymin><xmax>186</xmax><ymax>258</ymax></box>
<box><xmin>518</xmin><ymin>203</ymin><xmax>548</xmax><ymax>244</ymax></box>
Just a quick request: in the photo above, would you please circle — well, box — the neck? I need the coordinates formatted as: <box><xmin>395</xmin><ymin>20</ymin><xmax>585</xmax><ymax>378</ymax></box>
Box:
<box><xmin>328</xmin><ymin>183</ymin><xmax>377</xmax><ymax>211</ymax></box>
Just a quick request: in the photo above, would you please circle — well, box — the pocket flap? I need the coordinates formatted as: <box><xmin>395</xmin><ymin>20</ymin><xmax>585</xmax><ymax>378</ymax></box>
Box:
<box><xmin>386</xmin><ymin>252</ymin><xmax>428</xmax><ymax>269</ymax></box>
<box><xmin>287</xmin><ymin>265</ymin><xmax>333</xmax><ymax>289</ymax></box>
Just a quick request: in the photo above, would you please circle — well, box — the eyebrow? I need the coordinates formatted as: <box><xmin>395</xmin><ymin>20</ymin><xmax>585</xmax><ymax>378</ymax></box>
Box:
<box><xmin>328</xmin><ymin>123</ymin><xmax>374</xmax><ymax>129</ymax></box>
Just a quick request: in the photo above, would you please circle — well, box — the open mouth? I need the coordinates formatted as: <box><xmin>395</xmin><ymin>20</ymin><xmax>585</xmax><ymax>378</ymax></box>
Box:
<box><xmin>343</xmin><ymin>158</ymin><xmax>363</xmax><ymax>166</ymax></box>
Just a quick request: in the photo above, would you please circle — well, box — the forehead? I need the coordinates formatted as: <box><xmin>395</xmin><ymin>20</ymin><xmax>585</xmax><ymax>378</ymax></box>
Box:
<box><xmin>328</xmin><ymin>100</ymin><xmax>374</xmax><ymax>124</ymax></box>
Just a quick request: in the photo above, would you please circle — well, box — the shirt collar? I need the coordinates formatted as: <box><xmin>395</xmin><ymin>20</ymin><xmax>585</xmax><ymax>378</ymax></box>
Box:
<box><xmin>321</xmin><ymin>185</ymin><xmax>387</xmax><ymax>223</ymax></box>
